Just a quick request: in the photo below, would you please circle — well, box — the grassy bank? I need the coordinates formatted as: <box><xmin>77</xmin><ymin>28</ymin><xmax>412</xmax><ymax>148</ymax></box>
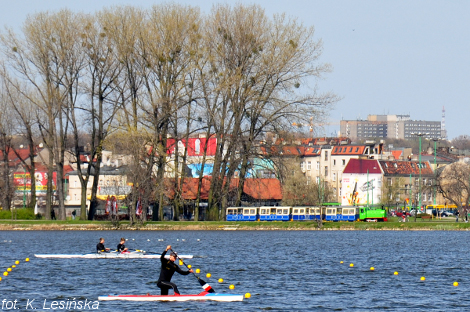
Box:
<box><xmin>0</xmin><ymin>217</ymin><xmax>469</xmax><ymax>230</ymax></box>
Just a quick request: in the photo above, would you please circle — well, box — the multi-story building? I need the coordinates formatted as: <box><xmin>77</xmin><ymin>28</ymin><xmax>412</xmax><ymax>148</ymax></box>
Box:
<box><xmin>340</xmin><ymin>114</ymin><xmax>442</xmax><ymax>140</ymax></box>
<box><xmin>341</xmin><ymin>158</ymin><xmax>436</xmax><ymax>209</ymax></box>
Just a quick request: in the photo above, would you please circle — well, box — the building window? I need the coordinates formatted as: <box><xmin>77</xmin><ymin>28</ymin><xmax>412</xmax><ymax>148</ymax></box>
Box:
<box><xmin>388</xmin><ymin>178</ymin><xmax>392</xmax><ymax>186</ymax></box>
<box><xmin>324</xmin><ymin>166</ymin><xmax>328</xmax><ymax>176</ymax></box>
<box><xmin>307</xmin><ymin>176</ymin><xmax>311</xmax><ymax>185</ymax></box>
<box><xmin>300</xmin><ymin>162</ymin><xmax>305</xmax><ymax>171</ymax></box>
<box><xmin>195</xmin><ymin>139</ymin><xmax>201</xmax><ymax>155</ymax></box>
<box><xmin>333</xmin><ymin>173</ymin><xmax>336</xmax><ymax>181</ymax></box>
<box><xmin>316</xmin><ymin>162</ymin><xmax>320</xmax><ymax>170</ymax></box>
<box><xmin>307</xmin><ymin>161</ymin><xmax>311</xmax><ymax>170</ymax></box>
<box><xmin>316</xmin><ymin>177</ymin><xmax>320</xmax><ymax>184</ymax></box>
<box><xmin>325</xmin><ymin>151</ymin><xmax>328</xmax><ymax>161</ymax></box>
<box><xmin>342</xmin><ymin>159</ymin><xmax>346</xmax><ymax>166</ymax></box>
<box><xmin>333</xmin><ymin>159</ymin><xmax>336</xmax><ymax>166</ymax></box>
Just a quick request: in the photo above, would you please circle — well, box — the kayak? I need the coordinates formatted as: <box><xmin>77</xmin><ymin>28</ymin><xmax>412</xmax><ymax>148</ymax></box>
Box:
<box><xmin>98</xmin><ymin>292</ymin><xmax>243</xmax><ymax>302</ymax></box>
<box><xmin>34</xmin><ymin>252</ymin><xmax>193</xmax><ymax>259</ymax></box>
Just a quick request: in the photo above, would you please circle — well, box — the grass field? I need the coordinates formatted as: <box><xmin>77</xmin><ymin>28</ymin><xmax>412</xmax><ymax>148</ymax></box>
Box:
<box><xmin>0</xmin><ymin>216</ymin><xmax>469</xmax><ymax>230</ymax></box>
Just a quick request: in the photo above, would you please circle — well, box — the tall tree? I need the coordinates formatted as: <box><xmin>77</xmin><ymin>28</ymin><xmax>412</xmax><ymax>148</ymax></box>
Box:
<box><xmin>0</xmin><ymin>78</ymin><xmax>16</xmax><ymax>210</ymax></box>
<box><xmin>201</xmin><ymin>4</ymin><xmax>337</xmax><ymax>219</ymax></box>
<box><xmin>436</xmin><ymin>162</ymin><xmax>470</xmax><ymax>219</ymax></box>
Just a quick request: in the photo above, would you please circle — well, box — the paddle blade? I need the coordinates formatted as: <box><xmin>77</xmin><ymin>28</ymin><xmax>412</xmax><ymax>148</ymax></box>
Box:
<box><xmin>198</xmin><ymin>278</ymin><xmax>215</xmax><ymax>293</ymax></box>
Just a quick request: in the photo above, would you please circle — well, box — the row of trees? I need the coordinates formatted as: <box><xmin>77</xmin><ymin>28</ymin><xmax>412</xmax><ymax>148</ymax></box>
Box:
<box><xmin>0</xmin><ymin>4</ymin><xmax>337</xmax><ymax>221</ymax></box>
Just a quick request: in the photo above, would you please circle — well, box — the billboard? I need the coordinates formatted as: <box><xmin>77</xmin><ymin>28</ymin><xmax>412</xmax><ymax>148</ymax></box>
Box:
<box><xmin>13</xmin><ymin>171</ymin><xmax>57</xmax><ymax>195</ymax></box>
<box><xmin>341</xmin><ymin>173</ymin><xmax>382</xmax><ymax>206</ymax></box>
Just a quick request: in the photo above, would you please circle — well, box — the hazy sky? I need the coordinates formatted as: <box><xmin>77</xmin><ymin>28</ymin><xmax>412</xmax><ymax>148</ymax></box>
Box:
<box><xmin>2</xmin><ymin>0</ymin><xmax>469</xmax><ymax>140</ymax></box>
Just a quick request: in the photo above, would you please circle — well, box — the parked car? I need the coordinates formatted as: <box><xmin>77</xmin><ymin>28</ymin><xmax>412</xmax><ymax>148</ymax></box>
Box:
<box><xmin>396</xmin><ymin>211</ymin><xmax>411</xmax><ymax>217</ymax></box>
<box><xmin>409</xmin><ymin>209</ymin><xmax>425</xmax><ymax>216</ymax></box>
<box><xmin>440</xmin><ymin>210</ymin><xmax>454</xmax><ymax>217</ymax></box>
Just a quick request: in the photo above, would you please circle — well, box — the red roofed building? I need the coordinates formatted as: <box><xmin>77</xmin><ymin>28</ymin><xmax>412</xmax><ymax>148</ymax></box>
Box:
<box><xmin>341</xmin><ymin>157</ymin><xmax>436</xmax><ymax>208</ymax></box>
<box><xmin>341</xmin><ymin>159</ymin><xmax>383</xmax><ymax>206</ymax></box>
<box><xmin>165</xmin><ymin>177</ymin><xmax>282</xmax><ymax>206</ymax></box>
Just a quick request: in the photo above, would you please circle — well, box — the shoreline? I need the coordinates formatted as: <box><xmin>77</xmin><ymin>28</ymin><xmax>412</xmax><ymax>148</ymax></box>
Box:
<box><xmin>0</xmin><ymin>219</ymin><xmax>469</xmax><ymax>231</ymax></box>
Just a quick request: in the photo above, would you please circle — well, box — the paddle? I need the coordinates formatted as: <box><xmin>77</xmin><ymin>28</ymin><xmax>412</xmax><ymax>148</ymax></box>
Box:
<box><xmin>170</xmin><ymin>248</ymin><xmax>215</xmax><ymax>293</ymax></box>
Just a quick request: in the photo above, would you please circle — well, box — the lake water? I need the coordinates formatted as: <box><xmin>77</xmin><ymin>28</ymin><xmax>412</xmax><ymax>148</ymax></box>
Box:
<box><xmin>1</xmin><ymin>230</ymin><xmax>469</xmax><ymax>311</ymax></box>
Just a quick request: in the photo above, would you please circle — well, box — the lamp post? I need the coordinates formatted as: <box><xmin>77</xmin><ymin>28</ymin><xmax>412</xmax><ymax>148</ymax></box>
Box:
<box><xmin>23</xmin><ymin>166</ymin><xmax>26</xmax><ymax>208</ymax></box>
<box><xmin>411</xmin><ymin>132</ymin><xmax>429</xmax><ymax>222</ymax></box>
<box><xmin>432</xmin><ymin>138</ymin><xmax>439</xmax><ymax>205</ymax></box>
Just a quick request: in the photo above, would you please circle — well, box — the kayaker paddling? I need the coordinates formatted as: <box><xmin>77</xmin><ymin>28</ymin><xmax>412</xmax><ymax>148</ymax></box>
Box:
<box><xmin>117</xmin><ymin>238</ymin><xmax>129</xmax><ymax>253</ymax></box>
<box><xmin>96</xmin><ymin>238</ymin><xmax>110</xmax><ymax>253</ymax></box>
<box><xmin>157</xmin><ymin>245</ymin><xmax>193</xmax><ymax>295</ymax></box>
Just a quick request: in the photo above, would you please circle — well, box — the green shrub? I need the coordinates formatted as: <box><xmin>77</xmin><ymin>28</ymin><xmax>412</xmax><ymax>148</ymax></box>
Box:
<box><xmin>0</xmin><ymin>209</ymin><xmax>9</xmax><ymax>219</ymax></box>
<box><xmin>418</xmin><ymin>213</ymin><xmax>432</xmax><ymax>218</ymax></box>
<box><xmin>0</xmin><ymin>208</ymin><xmax>36</xmax><ymax>220</ymax></box>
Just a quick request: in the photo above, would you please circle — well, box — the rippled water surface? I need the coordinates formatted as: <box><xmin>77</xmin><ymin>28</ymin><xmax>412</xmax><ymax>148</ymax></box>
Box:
<box><xmin>1</xmin><ymin>230</ymin><xmax>469</xmax><ymax>311</ymax></box>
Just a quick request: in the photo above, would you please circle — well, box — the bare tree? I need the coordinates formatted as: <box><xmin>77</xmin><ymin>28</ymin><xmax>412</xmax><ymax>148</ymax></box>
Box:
<box><xmin>135</xmin><ymin>3</ymin><xmax>202</xmax><ymax>221</ymax></box>
<box><xmin>436</xmin><ymin>161</ymin><xmax>470</xmax><ymax>220</ymax></box>
<box><xmin>451</xmin><ymin>135</ymin><xmax>470</xmax><ymax>151</ymax></box>
<box><xmin>0</xmin><ymin>78</ymin><xmax>16</xmax><ymax>210</ymax></box>
<box><xmin>200</xmin><ymin>4</ymin><xmax>337</xmax><ymax>219</ymax></box>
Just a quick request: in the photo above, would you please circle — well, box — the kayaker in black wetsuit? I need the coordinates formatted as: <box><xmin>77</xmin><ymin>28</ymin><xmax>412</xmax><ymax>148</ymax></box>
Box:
<box><xmin>96</xmin><ymin>237</ymin><xmax>110</xmax><ymax>253</ymax></box>
<box><xmin>117</xmin><ymin>238</ymin><xmax>128</xmax><ymax>253</ymax></box>
<box><xmin>157</xmin><ymin>245</ymin><xmax>193</xmax><ymax>295</ymax></box>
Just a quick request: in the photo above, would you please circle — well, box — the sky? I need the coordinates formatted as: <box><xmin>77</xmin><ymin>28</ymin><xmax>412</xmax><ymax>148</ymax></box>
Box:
<box><xmin>1</xmin><ymin>0</ymin><xmax>469</xmax><ymax>140</ymax></box>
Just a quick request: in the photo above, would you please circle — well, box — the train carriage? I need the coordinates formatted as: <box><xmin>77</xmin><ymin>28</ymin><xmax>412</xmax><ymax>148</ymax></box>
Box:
<box><xmin>226</xmin><ymin>207</ymin><xmax>258</xmax><ymax>221</ymax></box>
<box><xmin>226</xmin><ymin>205</ymin><xmax>386</xmax><ymax>222</ymax></box>
<box><xmin>259</xmin><ymin>206</ymin><xmax>291</xmax><ymax>221</ymax></box>
<box><xmin>338</xmin><ymin>207</ymin><xmax>359</xmax><ymax>221</ymax></box>
<box><xmin>323</xmin><ymin>207</ymin><xmax>339</xmax><ymax>221</ymax></box>
<box><xmin>291</xmin><ymin>207</ymin><xmax>320</xmax><ymax>221</ymax></box>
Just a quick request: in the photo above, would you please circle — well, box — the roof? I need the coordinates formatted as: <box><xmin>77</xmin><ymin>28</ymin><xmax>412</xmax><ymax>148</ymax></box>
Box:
<box><xmin>167</xmin><ymin>177</ymin><xmax>282</xmax><ymax>200</ymax></box>
<box><xmin>260</xmin><ymin>146</ymin><xmax>321</xmax><ymax>157</ymax></box>
<box><xmin>67</xmin><ymin>165</ymin><xmax>129</xmax><ymax>176</ymax></box>
<box><xmin>0</xmin><ymin>148</ymin><xmax>31</xmax><ymax>167</ymax></box>
<box><xmin>332</xmin><ymin>145</ymin><xmax>366</xmax><ymax>155</ymax></box>
<box><xmin>379</xmin><ymin>160</ymin><xmax>434</xmax><ymax>176</ymax></box>
<box><xmin>343</xmin><ymin>159</ymin><xmax>382</xmax><ymax>174</ymax></box>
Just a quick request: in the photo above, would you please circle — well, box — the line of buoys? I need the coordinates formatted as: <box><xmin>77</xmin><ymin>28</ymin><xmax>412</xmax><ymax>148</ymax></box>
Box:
<box><xmin>184</xmin><ymin>261</ymin><xmax>247</xmax><ymax>298</ymax></box>
<box><xmin>1</xmin><ymin>258</ymin><xmax>30</xmax><ymax>282</ymax></box>
<box><xmin>340</xmin><ymin>262</ymin><xmax>462</xmax><ymax>287</ymax></box>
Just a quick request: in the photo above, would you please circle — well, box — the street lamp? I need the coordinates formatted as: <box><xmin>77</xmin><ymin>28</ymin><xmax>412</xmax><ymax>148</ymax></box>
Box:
<box><xmin>432</xmin><ymin>138</ymin><xmax>439</xmax><ymax>205</ymax></box>
<box><xmin>411</xmin><ymin>132</ymin><xmax>429</xmax><ymax>222</ymax></box>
